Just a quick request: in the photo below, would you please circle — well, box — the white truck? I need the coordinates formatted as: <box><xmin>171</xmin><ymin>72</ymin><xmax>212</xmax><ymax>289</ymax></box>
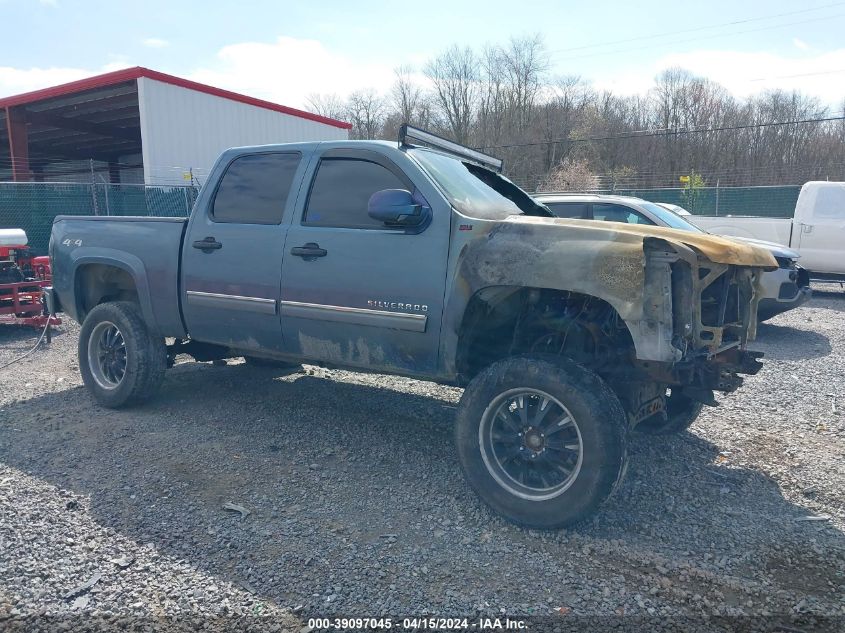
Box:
<box><xmin>692</xmin><ymin>181</ymin><xmax>845</xmax><ymax>281</ymax></box>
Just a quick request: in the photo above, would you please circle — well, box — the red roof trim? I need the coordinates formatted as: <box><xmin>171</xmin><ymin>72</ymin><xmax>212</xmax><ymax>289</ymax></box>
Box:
<box><xmin>0</xmin><ymin>66</ymin><xmax>352</xmax><ymax>130</ymax></box>
<box><xmin>0</xmin><ymin>67</ymin><xmax>144</xmax><ymax>109</ymax></box>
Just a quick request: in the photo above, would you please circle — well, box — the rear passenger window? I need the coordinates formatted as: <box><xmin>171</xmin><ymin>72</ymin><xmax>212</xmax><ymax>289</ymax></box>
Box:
<box><xmin>212</xmin><ymin>153</ymin><xmax>301</xmax><ymax>224</ymax></box>
<box><xmin>304</xmin><ymin>158</ymin><xmax>407</xmax><ymax>229</ymax></box>
<box><xmin>546</xmin><ymin>202</ymin><xmax>588</xmax><ymax>219</ymax></box>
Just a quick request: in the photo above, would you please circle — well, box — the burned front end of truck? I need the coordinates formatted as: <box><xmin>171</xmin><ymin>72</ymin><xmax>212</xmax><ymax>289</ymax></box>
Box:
<box><xmin>614</xmin><ymin>236</ymin><xmax>768</xmax><ymax>429</ymax></box>
<box><xmin>450</xmin><ymin>217</ymin><xmax>775</xmax><ymax>432</ymax></box>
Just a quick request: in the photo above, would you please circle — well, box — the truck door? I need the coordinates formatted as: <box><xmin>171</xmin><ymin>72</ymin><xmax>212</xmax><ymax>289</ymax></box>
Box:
<box><xmin>279</xmin><ymin>148</ymin><xmax>450</xmax><ymax>376</ymax></box>
<box><xmin>794</xmin><ymin>182</ymin><xmax>845</xmax><ymax>275</ymax></box>
<box><xmin>182</xmin><ymin>151</ymin><xmax>306</xmax><ymax>352</ymax></box>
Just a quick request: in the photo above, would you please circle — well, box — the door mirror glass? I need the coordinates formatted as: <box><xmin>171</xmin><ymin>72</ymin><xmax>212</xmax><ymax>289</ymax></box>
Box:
<box><xmin>368</xmin><ymin>189</ymin><xmax>426</xmax><ymax>226</ymax></box>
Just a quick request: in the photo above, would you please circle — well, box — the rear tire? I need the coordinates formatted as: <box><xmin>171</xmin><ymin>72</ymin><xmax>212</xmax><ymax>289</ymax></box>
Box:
<box><xmin>635</xmin><ymin>389</ymin><xmax>703</xmax><ymax>435</ymax></box>
<box><xmin>78</xmin><ymin>301</ymin><xmax>166</xmax><ymax>408</ymax></box>
<box><xmin>455</xmin><ymin>356</ymin><xmax>628</xmax><ymax>529</ymax></box>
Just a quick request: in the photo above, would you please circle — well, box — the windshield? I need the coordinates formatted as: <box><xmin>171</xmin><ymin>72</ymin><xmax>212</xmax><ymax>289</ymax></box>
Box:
<box><xmin>640</xmin><ymin>201</ymin><xmax>706</xmax><ymax>233</ymax></box>
<box><xmin>409</xmin><ymin>148</ymin><xmax>551</xmax><ymax>219</ymax></box>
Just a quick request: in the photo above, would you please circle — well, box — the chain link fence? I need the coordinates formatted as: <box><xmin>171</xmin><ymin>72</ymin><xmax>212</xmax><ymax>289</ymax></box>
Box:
<box><xmin>533</xmin><ymin>184</ymin><xmax>802</xmax><ymax>218</ymax></box>
<box><xmin>0</xmin><ymin>182</ymin><xmax>199</xmax><ymax>254</ymax></box>
<box><xmin>1</xmin><ymin>181</ymin><xmax>803</xmax><ymax>255</ymax></box>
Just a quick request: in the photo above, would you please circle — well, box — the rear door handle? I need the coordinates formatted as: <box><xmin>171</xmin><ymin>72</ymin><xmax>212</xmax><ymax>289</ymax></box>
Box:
<box><xmin>290</xmin><ymin>242</ymin><xmax>327</xmax><ymax>259</ymax></box>
<box><xmin>193</xmin><ymin>237</ymin><xmax>222</xmax><ymax>251</ymax></box>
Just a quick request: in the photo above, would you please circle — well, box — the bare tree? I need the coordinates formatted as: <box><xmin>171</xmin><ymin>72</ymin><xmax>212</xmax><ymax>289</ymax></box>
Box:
<box><xmin>305</xmin><ymin>38</ymin><xmax>845</xmax><ymax>189</ymax></box>
<box><xmin>346</xmin><ymin>89</ymin><xmax>386</xmax><ymax>140</ymax></box>
<box><xmin>538</xmin><ymin>75</ymin><xmax>595</xmax><ymax>171</ymax></box>
<box><xmin>477</xmin><ymin>45</ymin><xmax>508</xmax><ymax>148</ymax></box>
<box><xmin>391</xmin><ymin>65</ymin><xmax>427</xmax><ymax>126</ymax></box>
<box><xmin>476</xmin><ymin>35</ymin><xmax>548</xmax><ymax>160</ymax></box>
<box><xmin>500</xmin><ymin>34</ymin><xmax>549</xmax><ymax>131</ymax></box>
<box><xmin>306</xmin><ymin>93</ymin><xmax>347</xmax><ymax>121</ymax></box>
<box><xmin>425</xmin><ymin>45</ymin><xmax>479</xmax><ymax>144</ymax></box>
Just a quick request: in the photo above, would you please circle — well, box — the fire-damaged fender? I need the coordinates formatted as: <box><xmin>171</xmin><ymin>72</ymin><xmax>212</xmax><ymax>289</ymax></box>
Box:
<box><xmin>438</xmin><ymin>214</ymin><xmax>776</xmax><ymax>377</ymax></box>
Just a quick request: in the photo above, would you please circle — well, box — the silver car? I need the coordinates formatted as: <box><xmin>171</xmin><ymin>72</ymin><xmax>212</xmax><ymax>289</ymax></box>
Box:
<box><xmin>535</xmin><ymin>194</ymin><xmax>811</xmax><ymax>321</ymax></box>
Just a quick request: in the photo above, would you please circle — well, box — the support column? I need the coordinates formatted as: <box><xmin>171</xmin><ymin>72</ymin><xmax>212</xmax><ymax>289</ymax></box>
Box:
<box><xmin>6</xmin><ymin>107</ymin><xmax>31</xmax><ymax>182</ymax></box>
<box><xmin>108</xmin><ymin>159</ymin><xmax>121</xmax><ymax>184</ymax></box>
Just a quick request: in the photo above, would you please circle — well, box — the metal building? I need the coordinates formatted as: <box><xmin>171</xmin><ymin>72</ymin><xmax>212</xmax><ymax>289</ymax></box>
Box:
<box><xmin>0</xmin><ymin>67</ymin><xmax>351</xmax><ymax>185</ymax></box>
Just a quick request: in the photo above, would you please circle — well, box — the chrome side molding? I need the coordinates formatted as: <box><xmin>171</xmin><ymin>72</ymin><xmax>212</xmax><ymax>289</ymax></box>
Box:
<box><xmin>280</xmin><ymin>300</ymin><xmax>427</xmax><ymax>333</ymax></box>
<box><xmin>186</xmin><ymin>290</ymin><xmax>277</xmax><ymax>315</ymax></box>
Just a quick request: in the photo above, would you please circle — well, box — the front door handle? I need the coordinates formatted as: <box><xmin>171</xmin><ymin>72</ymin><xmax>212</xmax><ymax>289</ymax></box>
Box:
<box><xmin>193</xmin><ymin>237</ymin><xmax>223</xmax><ymax>252</ymax></box>
<box><xmin>290</xmin><ymin>242</ymin><xmax>327</xmax><ymax>259</ymax></box>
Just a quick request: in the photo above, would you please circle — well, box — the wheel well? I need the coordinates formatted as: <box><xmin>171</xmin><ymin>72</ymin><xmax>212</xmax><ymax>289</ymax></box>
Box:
<box><xmin>455</xmin><ymin>286</ymin><xmax>635</xmax><ymax>382</ymax></box>
<box><xmin>75</xmin><ymin>264</ymin><xmax>139</xmax><ymax>320</ymax></box>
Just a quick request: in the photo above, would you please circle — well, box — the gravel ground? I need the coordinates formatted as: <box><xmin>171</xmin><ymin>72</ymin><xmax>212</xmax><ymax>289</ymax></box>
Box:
<box><xmin>1</xmin><ymin>286</ymin><xmax>845</xmax><ymax>631</ymax></box>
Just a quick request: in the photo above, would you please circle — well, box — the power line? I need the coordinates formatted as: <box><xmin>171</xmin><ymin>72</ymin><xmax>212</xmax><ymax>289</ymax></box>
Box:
<box><xmin>549</xmin><ymin>2</ymin><xmax>845</xmax><ymax>54</ymax></box>
<box><xmin>514</xmin><ymin>158</ymin><xmax>845</xmax><ymax>185</ymax></box>
<box><xmin>550</xmin><ymin>12</ymin><xmax>845</xmax><ymax>62</ymax></box>
<box><xmin>481</xmin><ymin>115</ymin><xmax>845</xmax><ymax>150</ymax></box>
<box><xmin>750</xmin><ymin>68</ymin><xmax>845</xmax><ymax>82</ymax></box>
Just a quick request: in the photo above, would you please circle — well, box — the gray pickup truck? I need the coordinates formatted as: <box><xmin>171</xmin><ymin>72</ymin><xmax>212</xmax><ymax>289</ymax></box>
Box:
<box><xmin>48</xmin><ymin>126</ymin><xmax>776</xmax><ymax>529</ymax></box>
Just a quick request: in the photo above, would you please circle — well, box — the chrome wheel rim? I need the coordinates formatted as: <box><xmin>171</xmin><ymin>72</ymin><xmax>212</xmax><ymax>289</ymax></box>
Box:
<box><xmin>479</xmin><ymin>388</ymin><xmax>583</xmax><ymax>501</ymax></box>
<box><xmin>87</xmin><ymin>321</ymin><xmax>127</xmax><ymax>390</ymax></box>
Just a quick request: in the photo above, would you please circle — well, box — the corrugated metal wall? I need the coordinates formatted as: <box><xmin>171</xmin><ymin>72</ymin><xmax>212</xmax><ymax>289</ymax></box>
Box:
<box><xmin>137</xmin><ymin>78</ymin><xmax>348</xmax><ymax>185</ymax></box>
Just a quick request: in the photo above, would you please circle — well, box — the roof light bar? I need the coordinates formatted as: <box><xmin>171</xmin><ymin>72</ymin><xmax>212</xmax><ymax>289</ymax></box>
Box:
<box><xmin>399</xmin><ymin>124</ymin><xmax>503</xmax><ymax>173</ymax></box>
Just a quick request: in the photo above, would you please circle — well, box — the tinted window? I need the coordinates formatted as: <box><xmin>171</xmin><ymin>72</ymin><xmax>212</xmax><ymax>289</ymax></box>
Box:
<box><xmin>545</xmin><ymin>202</ymin><xmax>589</xmax><ymax>219</ymax></box>
<box><xmin>304</xmin><ymin>158</ymin><xmax>407</xmax><ymax>229</ymax></box>
<box><xmin>212</xmin><ymin>153</ymin><xmax>301</xmax><ymax>224</ymax></box>
<box><xmin>592</xmin><ymin>203</ymin><xmax>655</xmax><ymax>225</ymax></box>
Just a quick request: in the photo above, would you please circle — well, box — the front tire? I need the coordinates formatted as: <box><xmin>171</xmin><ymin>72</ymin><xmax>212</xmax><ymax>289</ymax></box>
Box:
<box><xmin>78</xmin><ymin>301</ymin><xmax>166</xmax><ymax>408</ymax></box>
<box><xmin>455</xmin><ymin>356</ymin><xmax>628</xmax><ymax>529</ymax></box>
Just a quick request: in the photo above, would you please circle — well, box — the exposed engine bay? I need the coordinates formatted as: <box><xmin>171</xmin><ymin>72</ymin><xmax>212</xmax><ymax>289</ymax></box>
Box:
<box><xmin>458</xmin><ymin>237</ymin><xmax>767</xmax><ymax>428</ymax></box>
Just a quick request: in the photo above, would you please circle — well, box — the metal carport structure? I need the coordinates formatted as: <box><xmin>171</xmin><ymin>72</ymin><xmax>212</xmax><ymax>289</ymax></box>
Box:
<box><xmin>0</xmin><ymin>67</ymin><xmax>351</xmax><ymax>184</ymax></box>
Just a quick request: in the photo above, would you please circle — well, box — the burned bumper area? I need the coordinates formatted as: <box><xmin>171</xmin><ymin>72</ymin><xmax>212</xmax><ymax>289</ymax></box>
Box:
<box><xmin>643</xmin><ymin>237</ymin><xmax>766</xmax><ymax>399</ymax></box>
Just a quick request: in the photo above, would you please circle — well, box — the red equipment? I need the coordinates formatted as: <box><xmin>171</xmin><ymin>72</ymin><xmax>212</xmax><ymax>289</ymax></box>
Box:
<box><xmin>0</xmin><ymin>230</ymin><xmax>61</xmax><ymax>329</ymax></box>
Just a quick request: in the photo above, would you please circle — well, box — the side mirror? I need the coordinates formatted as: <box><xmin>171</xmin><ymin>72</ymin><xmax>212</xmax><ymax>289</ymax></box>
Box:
<box><xmin>368</xmin><ymin>189</ymin><xmax>426</xmax><ymax>227</ymax></box>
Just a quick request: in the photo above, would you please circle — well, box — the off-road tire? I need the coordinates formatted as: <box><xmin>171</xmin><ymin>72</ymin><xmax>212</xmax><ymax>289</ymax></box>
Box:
<box><xmin>78</xmin><ymin>301</ymin><xmax>166</xmax><ymax>408</ymax></box>
<box><xmin>635</xmin><ymin>389</ymin><xmax>704</xmax><ymax>435</ymax></box>
<box><xmin>455</xmin><ymin>356</ymin><xmax>628</xmax><ymax>529</ymax></box>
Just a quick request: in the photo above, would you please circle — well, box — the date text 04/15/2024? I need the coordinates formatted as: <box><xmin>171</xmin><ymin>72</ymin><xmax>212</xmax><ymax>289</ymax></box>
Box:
<box><xmin>306</xmin><ymin>617</ymin><xmax>526</xmax><ymax>630</ymax></box>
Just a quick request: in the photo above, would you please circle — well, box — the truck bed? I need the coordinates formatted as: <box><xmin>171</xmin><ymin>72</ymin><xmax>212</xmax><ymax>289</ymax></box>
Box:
<box><xmin>51</xmin><ymin>215</ymin><xmax>188</xmax><ymax>336</ymax></box>
<box><xmin>690</xmin><ymin>215</ymin><xmax>792</xmax><ymax>247</ymax></box>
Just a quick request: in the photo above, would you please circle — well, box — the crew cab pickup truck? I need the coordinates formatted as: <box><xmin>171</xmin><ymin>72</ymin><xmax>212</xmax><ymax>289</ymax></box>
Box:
<box><xmin>535</xmin><ymin>193</ymin><xmax>811</xmax><ymax>321</ymax></box>
<box><xmin>48</xmin><ymin>125</ymin><xmax>776</xmax><ymax>529</ymax></box>
<box><xmin>692</xmin><ymin>181</ymin><xmax>845</xmax><ymax>281</ymax></box>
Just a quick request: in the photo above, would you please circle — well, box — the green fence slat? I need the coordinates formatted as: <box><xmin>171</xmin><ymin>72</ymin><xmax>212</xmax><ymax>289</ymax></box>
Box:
<box><xmin>0</xmin><ymin>181</ymin><xmax>801</xmax><ymax>255</ymax></box>
<box><xmin>0</xmin><ymin>183</ymin><xmax>197</xmax><ymax>254</ymax></box>
<box><xmin>604</xmin><ymin>186</ymin><xmax>800</xmax><ymax>218</ymax></box>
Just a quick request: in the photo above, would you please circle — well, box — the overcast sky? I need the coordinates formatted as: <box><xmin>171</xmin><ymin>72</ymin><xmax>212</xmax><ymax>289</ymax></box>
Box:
<box><xmin>1</xmin><ymin>0</ymin><xmax>844</xmax><ymax>108</ymax></box>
